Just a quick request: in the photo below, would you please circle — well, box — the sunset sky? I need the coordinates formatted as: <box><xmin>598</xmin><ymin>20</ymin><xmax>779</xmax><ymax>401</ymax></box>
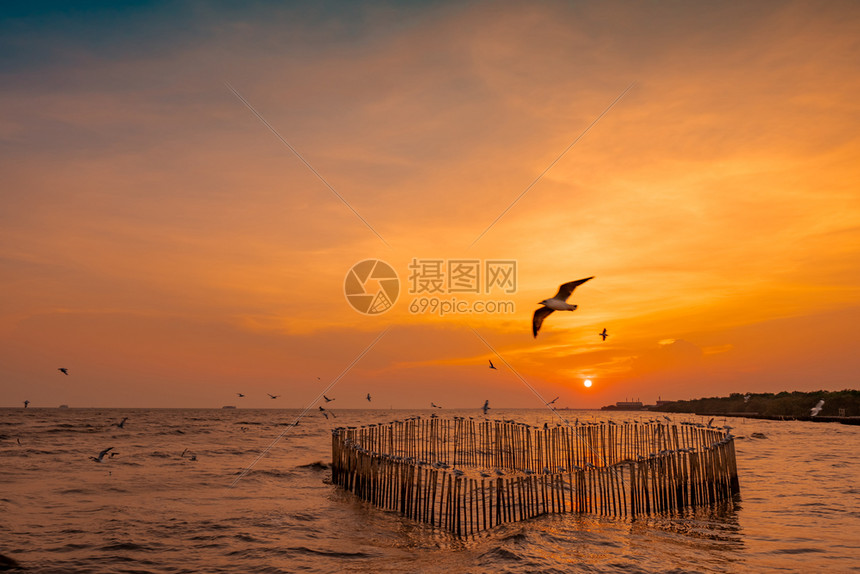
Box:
<box><xmin>2</xmin><ymin>1</ymin><xmax>858</xmax><ymax>409</ymax></box>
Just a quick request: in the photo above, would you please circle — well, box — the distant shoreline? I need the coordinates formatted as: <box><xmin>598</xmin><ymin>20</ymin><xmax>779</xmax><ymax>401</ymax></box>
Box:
<box><xmin>645</xmin><ymin>389</ymin><xmax>859</xmax><ymax>425</ymax></box>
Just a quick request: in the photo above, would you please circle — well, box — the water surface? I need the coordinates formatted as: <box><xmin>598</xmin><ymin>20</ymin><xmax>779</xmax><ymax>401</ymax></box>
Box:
<box><xmin>1</xmin><ymin>408</ymin><xmax>857</xmax><ymax>573</ymax></box>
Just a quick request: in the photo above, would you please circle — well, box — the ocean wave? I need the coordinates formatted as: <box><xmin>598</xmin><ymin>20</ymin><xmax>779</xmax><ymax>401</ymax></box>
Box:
<box><xmin>234</xmin><ymin>469</ymin><xmax>297</xmax><ymax>479</ymax></box>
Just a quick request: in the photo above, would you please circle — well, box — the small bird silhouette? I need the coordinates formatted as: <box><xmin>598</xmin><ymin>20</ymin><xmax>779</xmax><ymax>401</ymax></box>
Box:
<box><xmin>532</xmin><ymin>277</ymin><xmax>594</xmax><ymax>337</ymax></box>
<box><xmin>488</xmin><ymin>360</ymin><xmax>497</xmax><ymax>370</ymax></box>
<box><xmin>810</xmin><ymin>399</ymin><xmax>825</xmax><ymax>416</ymax></box>
<box><xmin>323</xmin><ymin>395</ymin><xmax>335</xmax><ymax>403</ymax></box>
<box><xmin>267</xmin><ymin>394</ymin><xmax>279</xmax><ymax>399</ymax></box>
<box><xmin>58</xmin><ymin>368</ymin><xmax>69</xmax><ymax>375</ymax></box>
<box><xmin>548</xmin><ymin>396</ymin><xmax>559</xmax><ymax>405</ymax></box>
<box><xmin>599</xmin><ymin>328</ymin><xmax>608</xmax><ymax>341</ymax></box>
<box><xmin>23</xmin><ymin>400</ymin><xmax>30</xmax><ymax>408</ymax></box>
<box><xmin>90</xmin><ymin>447</ymin><xmax>114</xmax><ymax>463</ymax></box>
<box><xmin>114</xmin><ymin>417</ymin><xmax>128</xmax><ymax>429</ymax></box>
<box><xmin>482</xmin><ymin>400</ymin><xmax>490</xmax><ymax>415</ymax></box>
<box><xmin>237</xmin><ymin>393</ymin><xmax>245</xmax><ymax>397</ymax></box>
<box><xmin>319</xmin><ymin>406</ymin><xmax>336</xmax><ymax>419</ymax></box>
<box><xmin>366</xmin><ymin>393</ymin><xmax>372</xmax><ymax>402</ymax></box>
<box><xmin>431</xmin><ymin>402</ymin><xmax>442</xmax><ymax>409</ymax></box>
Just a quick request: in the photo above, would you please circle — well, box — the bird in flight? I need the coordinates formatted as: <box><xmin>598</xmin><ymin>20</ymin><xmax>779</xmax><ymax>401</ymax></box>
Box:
<box><xmin>114</xmin><ymin>417</ymin><xmax>128</xmax><ymax>429</ymax></box>
<box><xmin>23</xmin><ymin>400</ymin><xmax>29</xmax><ymax>408</ymax></box>
<box><xmin>90</xmin><ymin>447</ymin><xmax>114</xmax><ymax>463</ymax></box>
<box><xmin>431</xmin><ymin>402</ymin><xmax>442</xmax><ymax>409</ymax></box>
<box><xmin>532</xmin><ymin>277</ymin><xmax>594</xmax><ymax>337</ymax></box>
<box><xmin>323</xmin><ymin>395</ymin><xmax>335</xmax><ymax>403</ymax></box>
<box><xmin>599</xmin><ymin>328</ymin><xmax>608</xmax><ymax>341</ymax></box>
<box><xmin>237</xmin><ymin>393</ymin><xmax>245</xmax><ymax>398</ymax></box>
<box><xmin>810</xmin><ymin>399</ymin><xmax>825</xmax><ymax>416</ymax></box>
<box><xmin>267</xmin><ymin>394</ymin><xmax>279</xmax><ymax>399</ymax></box>
<box><xmin>488</xmin><ymin>359</ymin><xmax>497</xmax><ymax>370</ymax></box>
<box><xmin>548</xmin><ymin>396</ymin><xmax>559</xmax><ymax>405</ymax></box>
<box><xmin>319</xmin><ymin>406</ymin><xmax>336</xmax><ymax>419</ymax></box>
<box><xmin>366</xmin><ymin>393</ymin><xmax>372</xmax><ymax>402</ymax></box>
<box><xmin>481</xmin><ymin>400</ymin><xmax>490</xmax><ymax>415</ymax></box>
<box><xmin>58</xmin><ymin>368</ymin><xmax>69</xmax><ymax>375</ymax></box>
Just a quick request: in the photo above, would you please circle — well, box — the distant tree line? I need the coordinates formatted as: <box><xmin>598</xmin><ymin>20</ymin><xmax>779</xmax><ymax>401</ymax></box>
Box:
<box><xmin>652</xmin><ymin>390</ymin><xmax>859</xmax><ymax>417</ymax></box>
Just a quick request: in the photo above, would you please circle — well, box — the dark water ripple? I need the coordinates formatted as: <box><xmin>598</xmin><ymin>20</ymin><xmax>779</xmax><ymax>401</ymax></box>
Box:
<box><xmin>0</xmin><ymin>408</ymin><xmax>857</xmax><ymax>573</ymax></box>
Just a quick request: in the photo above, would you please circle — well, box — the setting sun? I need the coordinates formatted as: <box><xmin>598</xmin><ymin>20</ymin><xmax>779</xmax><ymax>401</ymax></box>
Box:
<box><xmin>584</xmin><ymin>380</ymin><xmax>593</xmax><ymax>388</ymax></box>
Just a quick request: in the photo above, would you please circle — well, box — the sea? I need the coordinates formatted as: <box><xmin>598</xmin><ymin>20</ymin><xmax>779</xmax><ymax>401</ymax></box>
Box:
<box><xmin>1</xmin><ymin>408</ymin><xmax>858</xmax><ymax>573</ymax></box>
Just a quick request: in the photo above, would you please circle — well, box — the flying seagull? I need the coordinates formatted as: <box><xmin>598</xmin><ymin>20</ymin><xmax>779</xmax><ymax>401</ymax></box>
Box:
<box><xmin>482</xmin><ymin>400</ymin><xmax>490</xmax><ymax>415</ymax></box>
<box><xmin>548</xmin><ymin>396</ymin><xmax>559</xmax><ymax>405</ymax></box>
<box><xmin>90</xmin><ymin>446</ymin><xmax>114</xmax><ymax>463</ymax></box>
<box><xmin>810</xmin><ymin>399</ymin><xmax>825</xmax><ymax>416</ymax></box>
<box><xmin>366</xmin><ymin>393</ymin><xmax>372</xmax><ymax>402</ymax></box>
<box><xmin>532</xmin><ymin>277</ymin><xmax>594</xmax><ymax>337</ymax></box>
<box><xmin>599</xmin><ymin>328</ymin><xmax>608</xmax><ymax>341</ymax></box>
<box><xmin>115</xmin><ymin>417</ymin><xmax>128</xmax><ymax>429</ymax></box>
<box><xmin>237</xmin><ymin>393</ymin><xmax>245</xmax><ymax>398</ymax></box>
<box><xmin>431</xmin><ymin>402</ymin><xmax>442</xmax><ymax>409</ymax></box>
<box><xmin>267</xmin><ymin>394</ymin><xmax>280</xmax><ymax>399</ymax></box>
<box><xmin>323</xmin><ymin>395</ymin><xmax>335</xmax><ymax>403</ymax></box>
<box><xmin>319</xmin><ymin>406</ymin><xmax>336</xmax><ymax>419</ymax></box>
<box><xmin>488</xmin><ymin>359</ymin><xmax>497</xmax><ymax>370</ymax></box>
<box><xmin>58</xmin><ymin>368</ymin><xmax>69</xmax><ymax>375</ymax></box>
<box><xmin>23</xmin><ymin>400</ymin><xmax>29</xmax><ymax>408</ymax></box>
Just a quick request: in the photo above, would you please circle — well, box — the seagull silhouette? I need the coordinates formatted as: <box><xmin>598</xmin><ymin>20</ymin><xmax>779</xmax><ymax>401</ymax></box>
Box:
<box><xmin>548</xmin><ymin>396</ymin><xmax>559</xmax><ymax>405</ymax></box>
<box><xmin>237</xmin><ymin>393</ymin><xmax>245</xmax><ymax>397</ymax></box>
<box><xmin>599</xmin><ymin>328</ymin><xmax>608</xmax><ymax>341</ymax></box>
<box><xmin>482</xmin><ymin>400</ymin><xmax>490</xmax><ymax>415</ymax></box>
<box><xmin>319</xmin><ymin>406</ymin><xmax>336</xmax><ymax>419</ymax></box>
<box><xmin>90</xmin><ymin>447</ymin><xmax>114</xmax><ymax>463</ymax></box>
<box><xmin>533</xmin><ymin>277</ymin><xmax>594</xmax><ymax>337</ymax></box>
<box><xmin>267</xmin><ymin>394</ymin><xmax>279</xmax><ymax>399</ymax></box>
<box><xmin>23</xmin><ymin>400</ymin><xmax>29</xmax><ymax>408</ymax></box>
<box><xmin>58</xmin><ymin>368</ymin><xmax>69</xmax><ymax>375</ymax></box>
<box><xmin>366</xmin><ymin>393</ymin><xmax>372</xmax><ymax>402</ymax></box>
<box><xmin>323</xmin><ymin>395</ymin><xmax>335</xmax><ymax>403</ymax></box>
<box><xmin>431</xmin><ymin>402</ymin><xmax>442</xmax><ymax>409</ymax></box>
<box><xmin>488</xmin><ymin>359</ymin><xmax>497</xmax><ymax>370</ymax></box>
<box><xmin>114</xmin><ymin>417</ymin><xmax>128</xmax><ymax>429</ymax></box>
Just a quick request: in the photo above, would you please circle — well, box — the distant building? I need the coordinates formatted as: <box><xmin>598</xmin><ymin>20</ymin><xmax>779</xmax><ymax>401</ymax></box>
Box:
<box><xmin>601</xmin><ymin>400</ymin><xmax>645</xmax><ymax>411</ymax></box>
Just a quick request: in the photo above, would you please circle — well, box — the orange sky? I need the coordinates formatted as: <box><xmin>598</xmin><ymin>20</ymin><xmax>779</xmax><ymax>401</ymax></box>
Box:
<box><xmin>1</xmin><ymin>2</ymin><xmax>858</xmax><ymax>408</ymax></box>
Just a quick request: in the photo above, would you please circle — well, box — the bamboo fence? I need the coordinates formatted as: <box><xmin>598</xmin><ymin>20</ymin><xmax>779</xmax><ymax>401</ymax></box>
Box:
<box><xmin>331</xmin><ymin>417</ymin><xmax>740</xmax><ymax>537</ymax></box>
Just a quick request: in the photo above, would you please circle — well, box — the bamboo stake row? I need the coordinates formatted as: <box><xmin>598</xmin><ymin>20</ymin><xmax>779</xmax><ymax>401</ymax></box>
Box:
<box><xmin>331</xmin><ymin>417</ymin><xmax>740</xmax><ymax>537</ymax></box>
